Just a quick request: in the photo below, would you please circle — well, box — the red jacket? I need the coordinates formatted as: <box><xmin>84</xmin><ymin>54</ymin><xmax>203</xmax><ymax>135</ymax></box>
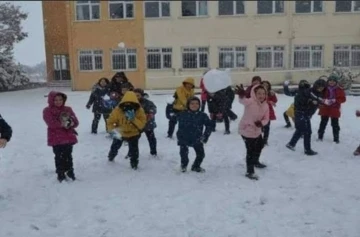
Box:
<box><xmin>267</xmin><ymin>92</ymin><xmax>278</xmax><ymax>120</ymax></box>
<box><xmin>199</xmin><ymin>78</ymin><xmax>208</xmax><ymax>101</ymax></box>
<box><xmin>43</xmin><ymin>91</ymin><xmax>79</xmax><ymax>146</ymax></box>
<box><xmin>318</xmin><ymin>86</ymin><xmax>346</xmax><ymax>118</ymax></box>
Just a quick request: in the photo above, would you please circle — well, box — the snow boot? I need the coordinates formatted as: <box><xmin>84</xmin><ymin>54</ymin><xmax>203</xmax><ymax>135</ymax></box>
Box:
<box><xmin>285</xmin><ymin>124</ymin><xmax>291</xmax><ymax>128</ymax></box>
<box><xmin>224</xmin><ymin>130</ymin><xmax>230</xmax><ymax>135</ymax></box>
<box><xmin>181</xmin><ymin>165</ymin><xmax>187</xmax><ymax>173</ymax></box>
<box><xmin>255</xmin><ymin>163</ymin><xmax>267</xmax><ymax>169</ymax></box>
<box><xmin>191</xmin><ymin>166</ymin><xmax>205</xmax><ymax>173</ymax></box>
<box><xmin>57</xmin><ymin>173</ymin><xmax>66</xmax><ymax>183</ymax></box>
<box><xmin>66</xmin><ymin>170</ymin><xmax>76</xmax><ymax>181</ymax></box>
<box><xmin>286</xmin><ymin>144</ymin><xmax>295</xmax><ymax>151</ymax></box>
<box><xmin>246</xmin><ymin>173</ymin><xmax>259</xmax><ymax>180</ymax></box>
<box><xmin>353</xmin><ymin>146</ymin><xmax>360</xmax><ymax>156</ymax></box>
<box><xmin>108</xmin><ymin>156</ymin><xmax>115</xmax><ymax>162</ymax></box>
<box><xmin>305</xmin><ymin>150</ymin><xmax>318</xmax><ymax>156</ymax></box>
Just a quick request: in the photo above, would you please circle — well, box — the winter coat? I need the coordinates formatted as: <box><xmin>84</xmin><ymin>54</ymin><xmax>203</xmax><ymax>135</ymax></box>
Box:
<box><xmin>43</xmin><ymin>91</ymin><xmax>79</xmax><ymax>146</ymax></box>
<box><xmin>294</xmin><ymin>86</ymin><xmax>323</xmax><ymax>117</ymax></box>
<box><xmin>176</xmin><ymin>97</ymin><xmax>213</xmax><ymax>147</ymax></box>
<box><xmin>267</xmin><ymin>92</ymin><xmax>278</xmax><ymax>120</ymax></box>
<box><xmin>207</xmin><ymin>87</ymin><xmax>234</xmax><ymax>114</ymax></box>
<box><xmin>0</xmin><ymin>114</ymin><xmax>12</xmax><ymax>142</ymax></box>
<box><xmin>107</xmin><ymin>91</ymin><xmax>147</xmax><ymax>138</ymax></box>
<box><xmin>318</xmin><ymin>85</ymin><xmax>346</xmax><ymax>118</ymax></box>
<box><xmin>199</xmin><ymin>78</ymin><xmax>208</xmax><ymax>101</ymax></box>
<box><xmin>245</xmin><ymin>85</ymin><xmax>254</xmax><ymax>98</ymax></box>
<box><xmin>86</xmin><ymin>83</ymin><xmax>111</xmax><ymax>114</ymax></box>
<box><xmin>286</xmin><ymin>103</ymin><xmax>295</xmax><ymax>119</ymax></box>
<box><xmin>283</xmin><ymin>84</ymin><xmax>297</xmax><ymax>97</ymax></box>
<box><xmin>109</xmin><ymin>72</ymin><xmax>134</xmax><ymax>93</ymax></box>
<box><xmin>139</xmin><ymin>98</ymin><xmax>157</xmax><ymax>131</ymax></box>
<box><xmin>238</xmin><ymin>85</ymin><xmax>270</xmax><ymax>138</ymax></box>
<box><xmin>173</xmin><ymin>78</ymin><xmax>195</xmax><ymax>111</ymax></box>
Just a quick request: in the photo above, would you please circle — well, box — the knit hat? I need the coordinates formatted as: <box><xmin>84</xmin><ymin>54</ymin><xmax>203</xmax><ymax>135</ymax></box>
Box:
<box><xmin>328</xmin><ymin>74</ymin><xmax>339</xmax><ymax>82</ymax></box>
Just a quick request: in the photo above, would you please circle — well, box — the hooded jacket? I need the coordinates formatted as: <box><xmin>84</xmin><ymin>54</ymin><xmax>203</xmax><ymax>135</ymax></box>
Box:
<box><xmin>238</xmin><ymin>85</ymin><xmax>270</xmax><ymax>138</ymax></box>
<box><xmin>107</xmin><ymin>91</ymin><xmax>147</xmax><ymax>138</ymax></box>
<box><xmin>0</xmin><ymin>114</ymin><xmax>12</xmax><ymax>142</ymax></box>
<box><xmin>173</xmin><ymin>77</ymin><xmax>195</xmax><ymax>111</ymax></box>
<box><xmin>43</xmin><ymin>91</ymin><xmax>79</xmax><ymax>146</ymax></box>
<box><xmin>176</xmin><ymin>97</ymin><xmax>213</xmax><ymax>146</ymax></box>
<box><xmin>207</xmin><ymin>86</ymin><xmax>234</xmax><ymax>114</ymax></box>
<box><xmin>109</xmin><ymin>72</ymin><xmax>134</xmax><ymax>93</ymax></box>
<box><xmin>318</xmin><ymin>80</ymin><xmax>346</xmax><ymax>118</ymax></box>
<box><xmin>86</xmin><ymin>78</ymin><xmax>111</xmax><ymax>114</ymax></box>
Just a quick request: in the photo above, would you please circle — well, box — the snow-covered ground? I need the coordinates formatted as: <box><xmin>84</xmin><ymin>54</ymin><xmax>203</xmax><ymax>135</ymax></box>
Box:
<box><xmin>0</xmin><ymin>88</ymin><xmax>360</xmax><ymax>237</ymax></box>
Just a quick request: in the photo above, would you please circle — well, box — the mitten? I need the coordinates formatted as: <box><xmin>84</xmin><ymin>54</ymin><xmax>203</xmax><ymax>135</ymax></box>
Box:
<box><xmin>235</xmin><ymin>84</ymin><xmax>246</xmax><ymax>98</ymax></box>
<box><xmin>86</xmin><ymin>104</ymin><xmax>91</xmax><ymax>109</ymax></box>
<box><xmin>283</xmin><ymin>80</ymin><xmax>290</xmax><ymax>86</ymax></box>
<box><xmin>125</xmin><ymin>110</ymin><xmax>135</xmax><ymax>120</ymax></box>
<box><xmin>356</xmin><ymin>110</ymin><xmax>360</xmax><ymax>117</ymax></box>
<box><xmin>324</xmin><ymin>99</ymin><xmax>336</xmax><ymax>106</ymax></box>
<box><xmin>254</xmin><ymin>120</ymin><xmax>263</xmax><ymax>128</ymax></box>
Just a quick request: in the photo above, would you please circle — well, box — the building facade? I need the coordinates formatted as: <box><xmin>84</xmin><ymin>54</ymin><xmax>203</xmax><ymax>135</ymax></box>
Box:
<box><xmin>43</xmin><ymin>1</ymin><xmax>360</xmax><ymax>90</ymax></box>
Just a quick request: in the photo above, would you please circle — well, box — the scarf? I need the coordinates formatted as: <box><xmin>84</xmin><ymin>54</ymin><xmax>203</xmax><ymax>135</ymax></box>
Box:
<box><xmin>328</xmin><ymin>86</ymin><xmax>336</xmax><ymax>100</ymax></box>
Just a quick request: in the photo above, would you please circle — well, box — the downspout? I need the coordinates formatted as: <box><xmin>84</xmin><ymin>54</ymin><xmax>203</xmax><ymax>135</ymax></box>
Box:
<box><xmin>287</xmin><ymin>1</ymin><xmax>294</xmax><ymax>70</ymax></box>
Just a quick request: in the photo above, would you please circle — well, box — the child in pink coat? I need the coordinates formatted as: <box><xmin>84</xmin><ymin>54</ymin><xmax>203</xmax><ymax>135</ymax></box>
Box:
<box><xmin>236</xmin><ymin>84</ymin><xmax>269</xmax><ymax>180</ymax></box>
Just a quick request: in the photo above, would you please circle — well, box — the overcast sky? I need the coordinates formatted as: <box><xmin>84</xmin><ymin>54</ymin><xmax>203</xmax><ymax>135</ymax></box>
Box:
<box><xmin>13</xmin><ymin>1</ymin><xmax>45</xmax><ymax>66</ymax></box>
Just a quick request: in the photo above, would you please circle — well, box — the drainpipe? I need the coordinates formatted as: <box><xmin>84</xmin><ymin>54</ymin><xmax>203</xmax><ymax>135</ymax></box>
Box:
<box><xmin>287</xmin><ymin>1</ymin><xmax>294</xmax><ymax>70</ymax></box>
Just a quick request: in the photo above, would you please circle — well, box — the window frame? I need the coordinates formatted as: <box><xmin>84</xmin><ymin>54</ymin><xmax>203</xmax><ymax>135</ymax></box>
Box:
<box><xmin>257</xmin><ymin>0</ymin><xmax>284</xmax><ymax>15</ymax></box>
<box><xmin>108</xmin><ymin>0</ymin><xmax>135</xmax><ymax>20</ymax></box>
<box><xmin>75</xmin><ymin>1</ymin><xmax>101</xmax><ymax>21</ymax></box>
<box><xmin>181</xmin><ymin>47</ymin><xmax>209</xmax><ymax>69</ymax></box>
<box><xmin>145</xmin><ymin>47</ymin><xmax>173</xmax><ymax>70</ymax></box>
<box><xmin>333</xmin><ymin>44</ymin><xmax>360</xmax><ymax>67</ymax></box>
<box><xmin>293</xmin><ymin>45</ymin><xmax>324</xmax><ymax>69</ymax></box>
<box><xmin>294</xmin><ymin>1</ymin><xmax>323</xmax><ymax>14</ymax></box>
<box><xmin>218</xmin><ymin>1</ymin><xmax>245</xmax><ymax>16</ymax></box>
<box><xmin>255</xmin><ymin>45</ymin><xmax>285</xmax><ymax>69</ymax></box>
<box><xmin>335</xmin><ymin>1</ymin><xmax>360</xmax><ymax>13</ymax></box>
<box><xmin>78</xmin><ymin>49</ymin><xmax>103</xmax><ymax>72</ymax></box>
<box><xmin>111</xmin><ymin>48</ymin><xmax>138</xmax><ymax>71</ymax></box>
<box><xmin>218</xmin><ymin>46</ymin><xmax>247</xmax><ymax>69</ymax></box>
<box><xmin>144</xmin><ymin>1</ymin><xmax>171</xmax><ymax>18</ymax></box>
<box><xmin>181</xmin><ymin>1</ymin><xmax>208</xmax><ymax>17</ymax></box>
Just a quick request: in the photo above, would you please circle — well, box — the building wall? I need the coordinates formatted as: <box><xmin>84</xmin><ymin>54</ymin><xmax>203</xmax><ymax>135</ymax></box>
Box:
<box><xmin>66</xmin><ymin>1</ymin><xmax>145</xmax><ymax>91</ymax></box>
<box><xmin>144</xmin><ymin>1</ymin><xmax>360</xmax><ymax>89</ymax></box>
<box><xmin>42</xmin><ymin>1</ymin><xmax>69</xmax><ymax>82</ymax></box>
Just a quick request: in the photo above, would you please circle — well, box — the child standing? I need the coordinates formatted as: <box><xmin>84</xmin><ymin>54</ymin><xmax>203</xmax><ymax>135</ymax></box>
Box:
<box><xmin>134</xmin><ymin>89</ymin><xmax>158</xmax><ymax>157</ymax></box>
<box><xmin>107</xmin><ymin>91</ymin><xmax>146</xmax><ymax>170</ymax></box>
<box><xmin>86</xmin><ymin>77</ymin><xmax>111</xmax><ymax>134</ymax></box>
<box><xmin>167</xmin><ymin>77</ymin><xmax>195</xmax><ymax>138</ymax></box>
<box><xmin>317</xmin><ymin>75</ymin><xmax>346</xmax><ymax>143</ymax></box>
<box><xmin>354</xmin><ymin>110</ymin><xmax>360</xmax><ymax>156</ymax></box>
<box><xmin>236</xmin><ymin>84</ymin><xmax>269</xmax><ymax>180</ymax></box>
<box><xmin>43</xmin><ymin>91</ymin><xmax>79</xmax><ymax>182</ymax></box>
<box><xmin>0</xmin><ymin>114</ymin><xmax>12</xmax><ymax>148</ymax></box>
<box><xmin>245</xmin><ymin>76</ymin><xmax>262</xmax><ymax>98</ymax></box>
<box><xmin>177</xmin><ymin>97</ymin><xmax>213</xmax><ymax>173</ymax></box>
<box><xmin>261</xmin><ymin>81</ymin><xmax>277</xmax><ymax>145</ymax></box>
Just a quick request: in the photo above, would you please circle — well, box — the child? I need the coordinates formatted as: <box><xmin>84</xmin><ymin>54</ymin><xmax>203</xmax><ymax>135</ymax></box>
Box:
<box><xmin>109</xmin><ymin>72</ymin><xmax>134</xmax><ymax>94</ymax></box>
<box><xmin>317</xmin><ymin>75</ymin><xmax>346</xmax><ymax>143</ymax></box>
<box><xmin>235</xmin><ymin>84</ymin><xmax>269</xmax><ymax>180</ymax></box>
<box><xmin>199</xmin><ymin>69</ymin><xmax>210</xmax><ymax>112</ymax></box>
<box><xmin>167</xmin><ymin>77</ymin><xmax>195</xmax><ymax>138</ymax></box>
<box><xmin>43</xmin><ymin>91</ymin><xmax>79</xmax><ymax>182</ymax></box>
<box><xmin>176</xmin><ymin>97</ymin><xmax>213</xmax><ymax>172</ymax></box>
<box><xmin>261</xmin><ymin>81</ymin><xmax>277</xmax><ymax>145</ymax></box>
<box><xmin>134</xmin><ymin>88</ymin><xmax>158</xmax><ymax>157</ymax></box>
<box><xmin>283</xmin><ymin>80</ymin><xmax>297</xmax><ymax>128</ymax></box>
<box><xmin>245</xmin><ymin>76</ymin><xmax>262</xmax><ymax>98</ymax></box>
<box><xmin>0</xmin><ymin>114</ymin><xmax>12</xmax><ymax>148</ymax></box>
<box><xmin>86</xmin><ymin>77</ymin><xmax>111</xmax><ymax>134</ymax></box>
<box><xmin>107</xmin><ymin>91</ymin><xmax>146</xmax><ymax>170</ymax></box>
<box><xmin>354</xmin><ymin>110</ymin><xmax>360</xmax><ymax>156</ymax></box>
<box><xmin>286</xmin><ymin>79</ymin><xmax>326</xmax><ymax>155</ymax></box>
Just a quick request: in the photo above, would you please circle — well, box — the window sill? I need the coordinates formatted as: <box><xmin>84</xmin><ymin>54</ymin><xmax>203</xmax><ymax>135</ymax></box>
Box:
<box><xmin>79</xmin><ymin>70</ymin><xmax>104</xmax><ymax>72</ymax></box>
<box><xmin>292</xmin><ymin>67</ymin><xmax>325</xmax><ymax>70</ymax></box>
<box><xmin>180</xmin><ymin>68</ymin><xmax>208</xmax><ymax>71</ymax></box>
<box><xmin>112</xmin><ymin>69</ymin><xmax>138</xmax><ymax>72</ymax></box>
<box><xmin>145</xmin><ymin>68</ymin><xmax>174</xmax><ymax>71</ymax></box>
<box><xmin>216</xmin><ymin>14</ymin><xmax>248</xmax><ymax>19</ymax></box>
<box><xmin>144</xmin><ymin>17</ymin><xmax>172</xmax><ymax>21</ymax></box>
<box><xmin>178</xmin><ymin>16</ymin><xmax>210</xmax><ymax>20</ymax></box>
<box><xmin>255</xmin><ymin>13</ymin><xmax>286</xmax><ymax>17</ymax></box>
<box><xmin>218</xmin><ymin>67</ymin><xmax>250</xmax><ymax>72</ymax></box>
<box><xmin>108</xmin><ymin>18</ymin><xmax>135</xmax><ymax>21</ymax></box>
<box><xmin>333</xmin><ymin>11</ymin><xmax>360</xmax><ymax>15</ymax></box>
<box><xmin>292</xmin><ymin>12</ymin><xmax>326</xmax><ymax>16</ymax></box>
<box><xmin>74</xmin><ymin>19</ymin><xmax>101</xmax><ymax>23</ymax></box>
<box><xmin>253</xmin><ymin>68</ymin><xmax>286</xmax><ymax>72</ymax></box>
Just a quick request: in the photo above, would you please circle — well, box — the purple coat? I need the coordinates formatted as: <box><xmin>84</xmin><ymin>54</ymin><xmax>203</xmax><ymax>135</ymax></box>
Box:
<box><xmin>43</xmin><ymin>91</ymin><xmax>79</xmax><ymax>146</ymax></box>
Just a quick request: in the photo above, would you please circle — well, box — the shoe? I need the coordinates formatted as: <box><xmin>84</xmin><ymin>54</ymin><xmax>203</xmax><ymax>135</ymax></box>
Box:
<box><xmin>285</xmin><ymin>124</ymin><xmax>291</xmax><ymax>128</ymax></box>
<box><xmin>181</xmin><ymin>165</ymin><xmax>187</xmax><ymax>173</ymax></box>
<box><xmin>263</xmin><ymin>140</ymin><xmax>268</xmax><ymax>146</ymax></box>
<box><xmin>167</xmin><ymin>135</ymin><xmax>173</xmax><ymax>139</ymax></box>
<box><xmin>305</xmin><ymin>150</ymin><xmax>318</xmax><ymax>156</ymax></box>
<box><xmin>354</xmin><ymin>149</ymin><xmax>360</xmax><ymax>156</ymax></box>
<box><xmin>124</xmin><ymin>155</ymin><xmax>130</xmax><ymax>159</ymax></box>
<box><xmin>254</xmin><ymin>163</ymin><xmax>267</xmax><ymax>168</ymax></box>
<box><xmin>57</xmin><ymin>173</ymin><xmax>66</xmax><ymax>183</ymax></box>
<box><xmin>150</xmin><ymin>153</ymin><xmax>158</xmax><ymax>158</ymax></box>
<box><xmin>131</xmin><ymin>164</ymin><xmax>138</xmax><ymax>170</ymax></box>
<box><xmin>334</xmin><ymin>139</ymin><xmax>339</xmax><ymax>144</ymax></box>
<box><xmin>191</xmin><ymin>166</ymin><xmax>206</xmax><ymax>173</ymax></box>
<box><xmin>91</xmin><ymin>131</ymin><xmax>97</xmax><ymax>134</ymax></box>
<box><xmin>246</xmin><ymin>173</ymin><xmax>259</xmax><ymax>180</ymax></box>
<box><xmin>317</xmin><ymin>138</ymin><xmax>323</xmax><ymax>142</ymax></box>
<box><xmin>66</xmin><ymin>170</ymin><xmax>76</xmax><ymax>181</ymax></box>
<box><xmin>108</xmin><ymin>156</ymin><xmax>115</xmax><ymax>162</ymax></box>
<box><xmin>224</xmin><ymin>130</ymin><xmax>230</xmax><ymax>135</ymax></box>
<box><xmin>286</xmin><ymin>144</ymin><xmax>295</xmax><ymax>151</ymax></box>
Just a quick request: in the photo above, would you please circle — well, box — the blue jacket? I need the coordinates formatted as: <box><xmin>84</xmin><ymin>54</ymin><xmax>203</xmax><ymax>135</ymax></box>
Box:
<box><xmin>0</xmin><ymin>114</ymin><xmax>12</xmax><ymax>141</ymax></box>
<box><xmin>139</xmin><ymin>98</ymin><xmax>157</xmax><ymax>131</ymax></box>
<box><xmin>176</xmin><ymin>98</ymin><xmax>214</xmax><ymax>146</ymax></box>
<box><xmin>283</xmin><ymin>84</ymin><xmax>298</xmax><ymax>97</ymax></box>
<box><xmin>294</xmin><ymin>80</ymin><xmax>325</xmax><ymax>117</ymax></box>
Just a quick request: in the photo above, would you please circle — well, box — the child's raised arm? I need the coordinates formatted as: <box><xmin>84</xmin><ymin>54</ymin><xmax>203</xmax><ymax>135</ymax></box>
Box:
<box><xmin>235</xmin><ymin>84</ymin><xmax>253</xmax><ymax>106</ymax></box>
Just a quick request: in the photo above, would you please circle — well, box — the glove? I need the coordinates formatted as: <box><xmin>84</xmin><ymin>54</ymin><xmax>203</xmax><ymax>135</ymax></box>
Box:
<box><xmin>86</xmin><ymin>104</ymin><xmax>91</xmax><ymax>109</ymax></box>
<box><xmin>235</xmin><ymin>84</ymin><xmax>246</xmax><ymax>98</ymax></box>
<box><xmin>147</xmin><ymin>113</ymin><xmax>154</xmax><ymax>120</ymax></box>
<box><xmin>125</xmin><ymin>109</ymin><xmax>135</xmax><ymax>120</ymax></box>
<box><xmin>254</xmin><ymin>120</ymin><xmax>263</xmax><ymax>128</ymax></box>
<box><xmin>324</xmin><ymin>99</ymin><xmax>336</xmax><ymax>106</ymax></box>
<box><xmin>110</xmin><ymin>129</ymin><xmax>122</xmax><ymax>140</ymax></box>
<box><xmin>283</xmin><ymin>80</ymin><xmax>290</xmax><ymax>86</ymax></box>
<box><xmin>200</xmin><ymin>136</ymin><xmax>208</xmax><ymax>144</ymax></box>
<box><xmin>356</xmin><ymin>110</ymin><xmax>360</xmax><ymax>117</ymax></box>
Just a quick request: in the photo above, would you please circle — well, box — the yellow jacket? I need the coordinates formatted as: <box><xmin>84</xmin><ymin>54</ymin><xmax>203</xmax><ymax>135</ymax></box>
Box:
<box><xmin>107</xmin><ymin>91</ymin><xmax>147</xmax><ymax>138</ymax></box>
<box><xmin>173</xmin><ymin>77</ymin><xmax>195</xmax><ymax>111</ymax></box>
<box><xmin>285</xmin><ymin>103</ymin><xmax>295</xmax><ymax>118</ymax></box>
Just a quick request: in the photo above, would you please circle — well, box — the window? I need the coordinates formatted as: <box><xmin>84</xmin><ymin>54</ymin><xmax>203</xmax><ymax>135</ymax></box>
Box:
<box><xmin>182</xmin><ymin>47</ymin><xmax>209</xmax><ymax>69</ymax></box>
<box><xmin>333</xmin><ymin>45</ymin><xmax>360</xmax><ymax>67</ymax></box>
<box><xmin>181</xmin><ymin>1</ymin><xmax>208</xmax><ymax>17</ymax></box>
<box><xmin>293</xmin><ymin>45</ymin><xmax>323</xmax><ymax>68</ymax></box>
<box><xmin>335</xmin><ymin>1</ymin><xmax>360</xmax><ymax>12</ymax></box>
<box><xmin>144</xmin><ymin>1</ymin><xmax>170</xmax><ymax>18</ymax></box>
<box><xmin>78</xmin><ymin>50</ymin><xmax>103</xmax><ymax>71</ymax></box>
<box><xmin>146</xmin><ymin>48</ymin><xmax>172</xmax><ymax>69</ymax></box>
<box><xmin>257</xmin><ymin>0</ymin><xmax>284</xmax><ymax>14</ymax></box>
<box><xmin>75</xmin><ymin>1</ymin><xmax>100</xmax><ymax>21</ymax></box>
<box><xmin>111</xmin><ymin>48</ymin><xmax>137</xmax><ymax>70</ymax></box>
<box><xmin>218</xmin><ymin>1</ymin><xmax>245</xmax><ymax>15</ymax></box>
<box><xmin>109</xmin><ymin>1</ymin><xmax>134</xmax><ymax>19</ymax></box>
<box><xmin>295</xmin><ymin>1</ymin><xmax>323</xmax><ymax>13</ymax></box>
<box><xmin>218</xmin><ymin>47</ymin><xmax>247</xmax><ymax>68</ymax></box>
<box><xmin>53</xmin><ymin>55</ymin><xmax>71</xmax><ymax>80</ymax></box>
<box><xmin>256</xmin><ymin>46</ymin><xmax>285</xmax><ymax>69</ymax></box>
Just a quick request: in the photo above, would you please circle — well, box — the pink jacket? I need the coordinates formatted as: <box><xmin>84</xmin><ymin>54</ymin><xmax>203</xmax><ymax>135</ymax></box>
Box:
<box><xmin>43</xmin><ymin>91</ymin><xmax>79</xmax><ymax>146</ymax></box>
<box><xmin>238</xmin><ymin>85</ymin><xmax>269</xmax><ymax>138</ymax></box>
<box><xmin>199</xmin><ymin>78</ymin><xmax>208</xmax><ymax>101</ymax></box>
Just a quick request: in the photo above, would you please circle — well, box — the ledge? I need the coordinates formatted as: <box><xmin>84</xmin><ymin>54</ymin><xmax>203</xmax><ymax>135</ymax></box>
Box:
<box><xmin>177</xmin><ymin>16</ymin><xmax>210</xmax><ymax>20</ymax></box>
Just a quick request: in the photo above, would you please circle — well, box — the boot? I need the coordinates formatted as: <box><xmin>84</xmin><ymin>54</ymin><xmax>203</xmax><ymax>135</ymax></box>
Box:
<box><xmin>354</xmin><ymin>146</ymin><xmax>360</xmax><ymax>156</ymax></box>
<box><xmin>130</xmin><ymin>158</ymin><xmax>139</xmax><ymax>170</ymax></box>
<box><xmin>224</xmin><ymin>130</ymin><xmax>230</xmax><ymax>135</ymax></box>
<box><xmin>317</xmin><ymin>132</ymin><xmax>323</xmax><ymax>141</ymax></box>
<box><xmin>286</xmin><ymin>144</ymin><xmax>295</xmax><ymax>151</ymax></box>
<box><xmin>191</xmin><ymin>166</ymin><xmax>205</xmax><ymax>173</ymax></box>
<box><xmin>66</xmin><ymin>170</ymin><xmax>76</xmax><ymax>181</ymax></box>
<box><xmin>181</xmin><ymin>165</ymin><xmax>187</xmax><ymax>173</ymax></box>
<box><xmin>305</xmin><ymin>150</ymin><xmax>318</xmax><ymax>156</ymax></box>
<box><xmin>333</xmin><ymin>130</ymin><xmax>340</xmax><ymax>144</ymax></box>
<box><xmin>91</xmin><ymin>120</ymin><xmax>99</xmax><ymax>134</ymax></box>
<box><xmin>57</xmin><ymin>173</ymin><xmax>66</xmax><ymax>183</ymax></box>
<box><xmin>254</xmin><ymin>153</ymin><xmax>267</xmax><ymax>168</ymax></box>
<box><xmin>246</xmin><ymin>173</ymin><xmax>259</xmax><ymax>180</ymax></box>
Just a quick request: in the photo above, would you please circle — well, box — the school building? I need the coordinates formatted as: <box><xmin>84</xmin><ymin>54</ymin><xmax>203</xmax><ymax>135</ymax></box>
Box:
<box><xmin>42</xmin><ymin>1</ymin><xmax>360</xmax><ymax>90</ymax></box>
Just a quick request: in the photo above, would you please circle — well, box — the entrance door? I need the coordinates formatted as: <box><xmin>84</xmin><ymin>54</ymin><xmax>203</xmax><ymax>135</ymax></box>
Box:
<box><xmin>53</xmin><ymin>54</ymin><xmax>70</xmax><ymax>80</ymax></box>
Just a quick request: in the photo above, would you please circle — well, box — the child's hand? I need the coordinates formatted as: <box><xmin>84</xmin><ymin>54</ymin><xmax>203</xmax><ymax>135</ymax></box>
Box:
<box><xmin>125</xmin><ymin>110</ymin><xmax>135</xmax><ymax>120</ymax></box>
<box><xmin>0</xmin><ymin>139</ymin><xmax>7</xmax><ymax>148</ymax></box>
<box><xmin>235</xmin><ymin>84</ymin><xmax>245</xmax><ymax>98</ymax></box>
<box><xmin>324</xmin><ymin>99</ymin><xmax>336</xmax><ymax>106</ymax></box>
<box><xmin>356</xmin><ymin>110</ymin><xmax>360</xmax><ymax>117</ymax></box>
<box><xmin>110</xmin><ymin>129</ymin><xmax>122</xmax><ymax>140</ymax></box>
<box><xmin>86</xmin><ymin>104</ymin><xmax>91</xmax><ymax>109</ymax></box>
<box><xmin>283</xmin><ymin>80</ymin><xmax>290</xmax><ymax>86</ymax></box>
<box><xmin>254</xmin><ymin>121</ymin><xmax>263</xmax><ymax>128</ymax></box>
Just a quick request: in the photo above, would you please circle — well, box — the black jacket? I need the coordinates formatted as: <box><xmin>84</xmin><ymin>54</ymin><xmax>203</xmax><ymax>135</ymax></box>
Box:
<box><xmin>109</xmin><ymin>72</ymin><xmax>134</xmax><ymax>93</ymax></box>
<box><xmin>0</xmin><ymin>114</ymin><xmax>12</xmax><ymax>141</ymax></box>
<box><xmin>139</xmin><ymin>98</ymin><xmax>157</xmax><ymax>131</ymax></box>
<box><xmin>87</xmin><ymin>84</ymin><xmax>111</xmax><ymax>114</ymax></box>
<box><xmin>207</xmin><ymin>86</ymin><xmax>234</xmax><ymax>114</ymax></box>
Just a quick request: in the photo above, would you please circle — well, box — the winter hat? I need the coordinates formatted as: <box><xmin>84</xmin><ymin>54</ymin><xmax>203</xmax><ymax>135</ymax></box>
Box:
<box><xmin>133</xmin><ymin>88</ymin><xmax>145</xmax><ymax>96</ymax></box>
<box><xmin>252</xmin><ymin>76</ymin><xmax>262</xmax><ymax>83</ymax></box>
<box><xmin>328</xmin><ymin>74</ymin><xmax>339</xmax><ymax>82</ymax></box>
<box><xmin>186</xmin><ymin>96</ymin><xmax>201</xmax><ymax>110</ymax></box>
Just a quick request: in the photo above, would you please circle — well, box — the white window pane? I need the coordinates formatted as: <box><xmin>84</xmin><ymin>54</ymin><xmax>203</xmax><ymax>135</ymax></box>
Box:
<box><xmin>198</xmin><ymin>1</ymin><xmax>208</xmax><ymax>15</ymax></box>
<box><xmin>183</xmin><ymin>52</ymin><xmax>198</xmax><ymax>68</ymax></box>
<box><xmin>94</xmin><ymin>55</ymin><xmax>103</xmax><ymax>70</ymax></box>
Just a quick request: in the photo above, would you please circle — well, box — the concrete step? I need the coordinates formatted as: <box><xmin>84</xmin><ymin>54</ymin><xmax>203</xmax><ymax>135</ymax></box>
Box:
<box><xmin>47</xmin><ymin>81</ymin><xmax>71</xmax><ymax>88</ymax></box>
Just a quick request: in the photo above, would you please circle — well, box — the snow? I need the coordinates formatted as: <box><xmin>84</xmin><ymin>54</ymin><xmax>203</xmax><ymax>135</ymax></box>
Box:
<box><xmin>1</xmin><ymin>88</ymin><xmax>360</xmax><ymax>237</ymax></box>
